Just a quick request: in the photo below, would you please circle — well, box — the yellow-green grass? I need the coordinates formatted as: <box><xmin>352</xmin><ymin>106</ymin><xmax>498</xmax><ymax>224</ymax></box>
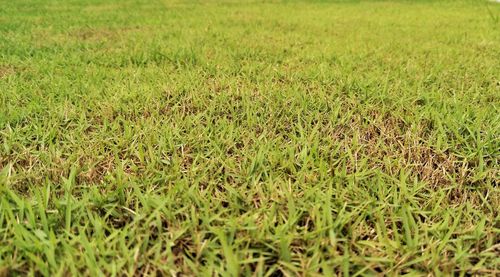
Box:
<box><xmin>0</xmin><ymin>0</ymin><xmax>499</xmax><ymax>275</ymax></box>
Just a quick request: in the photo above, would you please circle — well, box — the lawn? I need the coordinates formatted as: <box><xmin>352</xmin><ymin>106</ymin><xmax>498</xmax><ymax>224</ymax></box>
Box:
<box><xmin>0</xmin><ymin>0</ymin><xmax>499</xmax><ymax>275</ymax></box>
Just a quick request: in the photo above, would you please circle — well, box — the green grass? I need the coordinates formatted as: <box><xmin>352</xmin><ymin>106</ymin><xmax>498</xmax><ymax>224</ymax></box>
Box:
<box><xmin>1</xmin><ymin>0</ymin><xmax>499</xmax><ymax>275</ymax></box>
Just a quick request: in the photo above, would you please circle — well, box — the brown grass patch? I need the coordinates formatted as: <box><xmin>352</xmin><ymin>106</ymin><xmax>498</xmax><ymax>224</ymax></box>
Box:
<box><xmin>338</xmin><ymin>111</ymin><xmax>470</xmax><ymax>186</ymax></box>
<box><xmin>0</xmin><ymin>66</ymin><xmax>15</xmax><ymax>78</ymax></box>
<box><xmin>69</xmin><ymin>26</ymin><xmax>148</xmax><ymax>43</ymax></box>
<box><xmin>77</xmin><ymin>155</ymin><xmax>115</xmax><ymax>184</ymax></box>
<box><xmin>70</xmin><ymin>27</ymin><xmax>121</xmax><ymax>42</ymax></box>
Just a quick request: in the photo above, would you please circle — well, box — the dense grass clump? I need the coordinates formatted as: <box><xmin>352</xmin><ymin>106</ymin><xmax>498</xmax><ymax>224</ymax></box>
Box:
<box><xmin>1</xmin><ymin>0</ymin><xmax>499</xmax><ymax>275</ymax></box>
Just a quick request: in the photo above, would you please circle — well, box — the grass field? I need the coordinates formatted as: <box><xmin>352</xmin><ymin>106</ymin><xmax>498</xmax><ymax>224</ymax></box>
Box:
<box><xmin>1</xmin><ymin>0</ymin><xmax>499</xmax><ymax>275</ymax></box>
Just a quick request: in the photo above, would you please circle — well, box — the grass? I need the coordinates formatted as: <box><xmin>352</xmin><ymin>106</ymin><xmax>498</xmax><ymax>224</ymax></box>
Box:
<box><xmin>0</xmin><ymin>0</ymin><xmax>499</xmax><ymax>275</ymax></box>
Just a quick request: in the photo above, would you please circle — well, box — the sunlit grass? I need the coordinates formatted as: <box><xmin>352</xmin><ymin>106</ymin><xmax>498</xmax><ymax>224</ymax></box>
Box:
<box><xmin>1</xmin><ymin>0</ymin><xmax>499</xmax><ymax>275</ymax></box>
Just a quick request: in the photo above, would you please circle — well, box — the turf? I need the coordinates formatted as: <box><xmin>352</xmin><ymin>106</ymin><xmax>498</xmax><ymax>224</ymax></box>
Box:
<box><xmin>0</xmin><ymin>0</ymin><xmax>499</xmax><ymax>275</ymax></box>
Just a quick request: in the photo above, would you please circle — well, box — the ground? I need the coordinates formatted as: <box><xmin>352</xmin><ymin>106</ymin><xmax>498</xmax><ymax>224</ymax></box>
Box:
<box><xmin>0</xmin><ymin>0</ymin><xmax>499</xmax><ymax>275</ymax></box>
